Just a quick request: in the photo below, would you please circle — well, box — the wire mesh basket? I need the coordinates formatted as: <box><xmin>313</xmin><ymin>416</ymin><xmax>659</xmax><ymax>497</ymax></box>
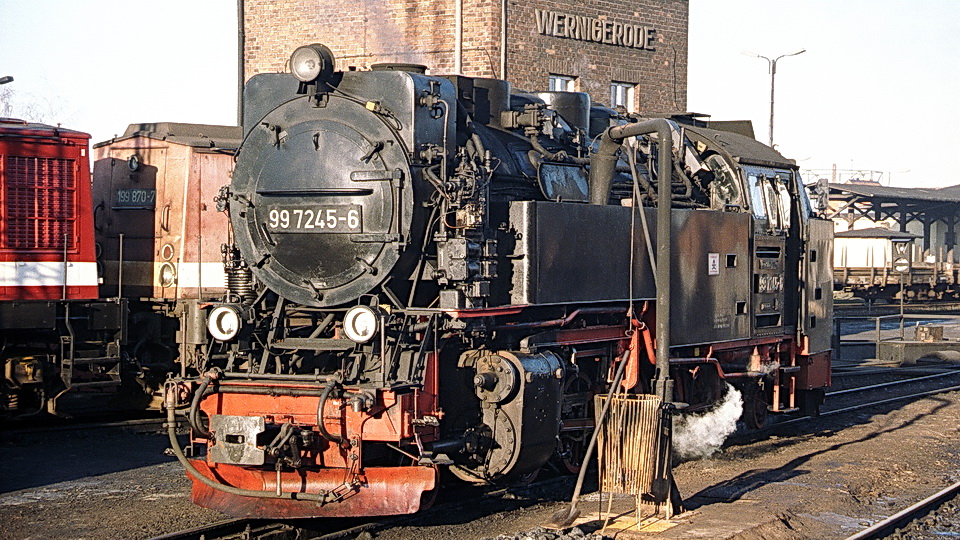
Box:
<box><xmin>594</xmin><ymin>393</ymin><xmax>662</xmax><ymax>497</ymax></box>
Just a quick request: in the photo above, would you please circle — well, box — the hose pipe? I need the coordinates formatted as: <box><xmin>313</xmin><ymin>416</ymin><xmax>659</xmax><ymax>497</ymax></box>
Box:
<box><xmin>317</xmin><ymin>382</ymin><xmax>344</xmax><ymax>444</ymax></box>
<box><xmin>188</xmin><ymin>370</ymin><xmax>220</xmax><ymax>439</ymax></box>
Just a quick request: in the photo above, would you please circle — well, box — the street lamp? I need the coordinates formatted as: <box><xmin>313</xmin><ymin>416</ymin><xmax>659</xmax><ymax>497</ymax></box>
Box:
<box><xmin>743</xmin><ymin>49</ymin><xmax>805</xmax><ymax>147</ymax></box>
<box><xmin>0</xmin><ymin>76</ymin><xmax>13</xmax><ymax>85</ymax></box>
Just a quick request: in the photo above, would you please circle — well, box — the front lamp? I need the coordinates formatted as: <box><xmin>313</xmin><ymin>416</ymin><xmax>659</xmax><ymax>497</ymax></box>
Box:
<box><xmin>158</xmin><ymin>262</ymin><xmax>177</xmax><ymax>288</ymax></box>
<box><xmin>208</xmin><ymin>304</ymin><xmax>242</xmax><ymax>341</ymax></box>
<box><xmin>342</xmin><ymin>305</ymin><xmax>382</xmax><ymax>343</ymax></box>
<box><xmin>290</xmin><ymin>43</ymin><xmax>335</xmax><ymax>83</ymax></box>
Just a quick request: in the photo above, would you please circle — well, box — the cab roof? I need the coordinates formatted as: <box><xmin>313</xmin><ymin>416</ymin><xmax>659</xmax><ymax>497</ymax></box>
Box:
<box><xmin>93</xmin><ymin>122</ymin><xmax>242</xmax><ymax>150</ymax></box>
<box><xmin>0</xmin><ymin>117</ymin><xmax>90</xmax><ymax>140</ymax></box>
<box><xmin>683</xmin><ymin>125</ymin><xmax>796</xmax><ymax>169</ymax></box>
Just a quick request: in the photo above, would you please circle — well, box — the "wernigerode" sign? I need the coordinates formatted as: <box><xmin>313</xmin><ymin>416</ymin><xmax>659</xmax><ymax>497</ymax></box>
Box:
<box><xmin>535</xmin><ymin>9</ymin><xmax>657</xmax><ymax>50</ymax></box>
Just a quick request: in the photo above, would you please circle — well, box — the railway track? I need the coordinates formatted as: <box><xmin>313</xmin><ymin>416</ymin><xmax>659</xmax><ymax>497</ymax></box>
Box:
<box><xmin>828</xmin><ymin>369</ymin><xmax>960</xmax><ymax>397</ymax></box>
<box><xmin>832</xmin><ymin>364</ymin><xmax>958</xmax><ymax>377</ymax></box>
<box><xmin>152</xmin><ymin>519</ymin><xmax>307</xmax><ymax>540</ymax></box>
<box><xmin>2</xmin><ymin>414</ymin><xmax>168</xmax><ymax>437</ymax></box>
<box><xmin>150</xmin><ymin>507</ymin><xmax>392</xmax><ymax>540</ymax></box>
<box><xmin>844</xmin><ymin>480</ymin><xmax>960</xmax><ymax>540</ymax></box>
<box><xmin>822</xmin><ymin>365</ymin><xmax>960</xmax><ymax>414</ymax></box>
<box><xmin>150</xmin><ymin>475</ymin><xmax>577</xmax><ymax>540</ymax></box>
<box><xmin>150</xmin><ymin>515</ymin><xmax>391</xmax><ymax>540</ymax></box>
<box><xmin>732</xmin><ymin>364</ymin><xmax>960</xmax><ymax>442</ymax></box>
<box><xmin>151</xmin><ymin>511</ymin><xmax>389</xmax><ymax>540</ymax></box>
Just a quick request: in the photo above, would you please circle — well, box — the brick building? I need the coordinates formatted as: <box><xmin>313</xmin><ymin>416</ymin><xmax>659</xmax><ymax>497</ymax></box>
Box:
<box><xmin>242</xmin><ymin>0</ymin><xmax>688</xmax><ymax>114</ymax></box>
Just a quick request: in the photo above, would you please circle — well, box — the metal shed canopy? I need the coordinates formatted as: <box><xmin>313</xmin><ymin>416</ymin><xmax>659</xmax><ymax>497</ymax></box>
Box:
<box><xmin>828</xmin><ymin>182</ymin><xmax>960</xmax><ymax>250</ymax></box>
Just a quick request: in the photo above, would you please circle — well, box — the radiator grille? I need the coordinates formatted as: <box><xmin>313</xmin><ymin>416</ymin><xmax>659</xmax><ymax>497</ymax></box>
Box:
<box><xmin>4</xmin><ymin>156</ymin><xmax>77</xmax><ymax>250</ymax></box>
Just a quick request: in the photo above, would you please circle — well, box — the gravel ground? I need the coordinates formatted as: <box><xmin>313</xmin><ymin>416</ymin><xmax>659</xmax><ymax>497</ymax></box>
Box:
<box><xmin>369</xmin><ymin>388</ymin><xmax>960</xmax><ymax>540</ymax></box>
<box><xmin>2</xmin><ymin>386</ymin><xmax>959</xmax><ymax>540</ymax></box>
<box><xmin>0</xmin><ymin>426</ymin><xmax>223</xmax><ymax>540</ymax></box>
<box><xmin>650</xmin><ymin>388</ymin><xmax>960</xmax><ymax>539</ymax></box>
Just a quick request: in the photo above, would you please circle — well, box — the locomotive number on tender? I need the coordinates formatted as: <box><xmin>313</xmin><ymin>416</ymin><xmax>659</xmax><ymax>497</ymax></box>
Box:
<box><xmin>265</xmin><ymin>205</ymin><xmax>362</xmax><ymax>232</ymax></box>
<box><xmin>114</xmin><ymin>188</ymin><xmax>157</xmax><ymax>208</ymax></box>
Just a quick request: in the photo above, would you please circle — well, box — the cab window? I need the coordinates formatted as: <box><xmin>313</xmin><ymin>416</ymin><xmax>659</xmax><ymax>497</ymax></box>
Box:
<box><xmin>748</xmin><ymin>174</ymin><xmax>767</xmax><ymax>219</ymax></box>
<box><xmin>705</xmin><ymin>154</ymin><xmax>742</xmax><ymax>209</ymax></box>
<box><xmin>775</xmin><ymin>175</ymin><xmax>792</xmax><ymax>230</ymax></box>
<box><xmin>763</xmin><ymin>179</ymin><xmax>781</xmax><ymax>230</ymax></box>
<box><xmin>796</xmin><ymin>173</ymin><xmax>815</xmax><ymax>219</ymax></box>
<box><xmin>749</xmin><ymin>172</ymin><xmax>793</xmax><ymax>233</ymax></box>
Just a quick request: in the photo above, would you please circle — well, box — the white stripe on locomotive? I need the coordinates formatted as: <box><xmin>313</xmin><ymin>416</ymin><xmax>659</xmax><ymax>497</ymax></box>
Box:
<box><xmin>0</xmin><ymin>261</ymin><xmax>99</xmax><ymax>287</ymax></box>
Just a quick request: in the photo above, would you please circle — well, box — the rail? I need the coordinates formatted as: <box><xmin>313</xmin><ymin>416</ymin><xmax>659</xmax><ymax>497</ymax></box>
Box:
<box><xmin>844</xmin><ymin>479</ymin><xmax>960</xmax><ymax>540</ymax></box>
<box><xmin>832</xmin><ymin>313</ymin><xmax>960</xmax><ymax>362</ymax></box>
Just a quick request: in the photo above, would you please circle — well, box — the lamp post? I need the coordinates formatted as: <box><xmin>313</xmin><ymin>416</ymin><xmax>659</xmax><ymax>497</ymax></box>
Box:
<box><xmin>0</xmin><ymin>76</ymin><xmax>13</xmax><ymax>85</ymax></box>
<box><xmin>744</xmin><ymin>49</ymin><xmax>805</xmax><ymax>147</ymax></box>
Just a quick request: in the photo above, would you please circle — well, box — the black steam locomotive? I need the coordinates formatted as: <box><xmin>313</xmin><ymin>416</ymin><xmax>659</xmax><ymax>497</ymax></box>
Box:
<box><xmin>164</xmin><ymin>44</ymin><xmax>833</xmax><ymax>518</ymax></box>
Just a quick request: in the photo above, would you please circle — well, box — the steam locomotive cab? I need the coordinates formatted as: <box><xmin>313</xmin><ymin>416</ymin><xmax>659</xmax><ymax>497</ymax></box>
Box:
<box><xmin>165</xmin><ymin>44</ymin><xmax>832</xmax><ymax>518</ymax></box>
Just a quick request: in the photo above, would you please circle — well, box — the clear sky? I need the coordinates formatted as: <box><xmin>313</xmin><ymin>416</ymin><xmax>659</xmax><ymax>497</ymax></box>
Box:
<box><xmin>688</xmin><ymin>0</ymin><xmax>960</xmax><ymax>188</ymax></box>
<box><xmin>2</xmin><ymin>0</ymin><xmax>958</xmax><ymax>188</ymax></box>
<box><xmin>0</xmin><ymin>1</ymin><xmax>239</xmax><ymax>142</ymax></box>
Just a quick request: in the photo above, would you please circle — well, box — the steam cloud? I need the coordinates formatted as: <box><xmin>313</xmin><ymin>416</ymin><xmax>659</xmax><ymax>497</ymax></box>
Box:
<box><xmin>758</xmin><ymin>361</ymin><xmax>780</xmax><ymax>376</ymax></box>
<box><xmin>672</xmin><ymin>384</ymin><xmax>743</xmax><ymax>460</ymax></box>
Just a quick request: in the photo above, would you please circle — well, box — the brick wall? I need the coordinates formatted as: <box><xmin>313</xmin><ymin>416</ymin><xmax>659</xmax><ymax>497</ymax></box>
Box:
<box><xmin>243</xmin><ymin>0</ymin><xmax>688</xmax><ymax>113</ymax></box>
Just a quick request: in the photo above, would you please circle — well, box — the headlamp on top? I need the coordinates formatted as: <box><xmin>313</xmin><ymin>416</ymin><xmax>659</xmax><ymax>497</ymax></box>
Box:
<box><xmin>342</xmin><ymin>305</ymin><xmax>383</xmax><ymax>343</ymax></box>
<box><xmin>290</xmin><ymin>43</ymin><xmax>335</xmax><ymax>84</ymax></box>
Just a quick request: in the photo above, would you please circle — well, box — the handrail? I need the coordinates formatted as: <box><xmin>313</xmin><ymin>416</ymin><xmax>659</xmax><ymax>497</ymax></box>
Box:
<box><xmin>833</xmin><ymin>313</ymin><xmax>960</xmax><ymax>362</ymax></box>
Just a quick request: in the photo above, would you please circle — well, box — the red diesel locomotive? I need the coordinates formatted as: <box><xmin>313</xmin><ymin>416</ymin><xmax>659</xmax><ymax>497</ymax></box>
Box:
<box><xmin>0</xmin><ymin>120</ymin><xmax>242</xmax><ymax>418</ymax></box>
<box><xmin>0</xmin><ymin>118</ymin><xmax>125</xmax><ymax>415</ymax></box>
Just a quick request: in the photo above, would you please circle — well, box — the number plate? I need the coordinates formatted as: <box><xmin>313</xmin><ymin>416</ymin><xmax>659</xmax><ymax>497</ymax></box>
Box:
<box><xmin>265</xmin><ymin>205</ymin><xmax>362</xmax><ymax>233</ymax></box>
<box><xmin>114</xmin><ymin>188</ymin><xmax>156</xmax><ymax>208</ymax></box>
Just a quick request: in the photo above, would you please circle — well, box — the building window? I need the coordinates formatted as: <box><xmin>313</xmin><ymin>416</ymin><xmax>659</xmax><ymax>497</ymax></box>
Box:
<box><xmin>610</xmin><ymin>81</ymin><xmax>636</xmax><ymax>113</ymax></box>
<box><xmin>548</xmin><ymin>74</ymin><xmax>576</xmax><ymax>92</ymax></box>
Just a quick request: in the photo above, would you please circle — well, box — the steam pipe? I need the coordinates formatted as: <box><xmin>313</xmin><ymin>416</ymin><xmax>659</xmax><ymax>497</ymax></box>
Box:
<box><xmin>673</xmin><ymin>160</ymin><xmax>694</xmax><ymax>199</ymax></box>
<box><xmin>625</xmin><ymin>145</ymin><xmax>655</xmax><ymax>202</ymax></box>
<box><xmin>529</xmin><ymin>135</ymin><xmax>590</xmax><ymax>166</ymax></box>
<box><xmin>218</xmin><ymin>371</ymin><xmax>336</xmax><ymax>381</ymax></box>
<box><xmin>192</xmin><ymin>383</ymin><xmax>329</xmax><ymax>397</ymax></box>
<box><xmin>588</xmin><ymin>118</ymin><xmax>674</xmax><ymax>403</ymax></box>
<box><xmin>493</xmin><ymin>306</ymin><xmax>625</xmax><ymax>330</ymax></box>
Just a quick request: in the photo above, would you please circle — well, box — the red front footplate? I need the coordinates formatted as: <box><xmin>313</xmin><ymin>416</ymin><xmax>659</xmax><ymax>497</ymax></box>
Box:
<box><xmin>188</xmin><ymin>459</ymin><xmax>437</xmax><ymax>518</ymax></box>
